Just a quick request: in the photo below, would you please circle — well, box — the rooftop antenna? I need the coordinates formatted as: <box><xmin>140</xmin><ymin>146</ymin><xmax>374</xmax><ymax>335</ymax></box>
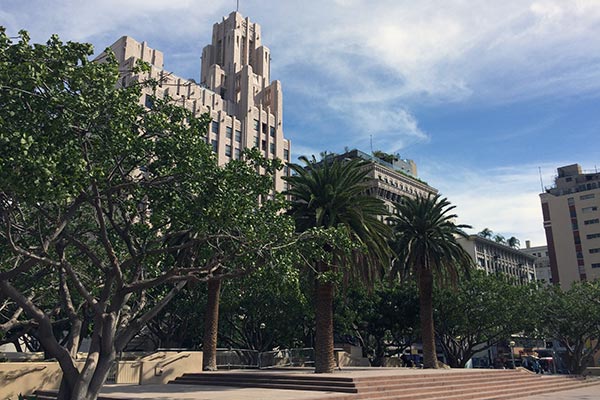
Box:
<box><xmin>538</xmin><ymin>167</ymin><xmax>544</xmax><ymax>192</ymax></box>
<box><xmin>370</xmin><ymin>134</ymin><xmax>373</xmax><ymax>155</ymax></box>
<box><xmin>236</xmin><ymin>0</ymin><xmax>240</xmax><ymax>12</ymax></box>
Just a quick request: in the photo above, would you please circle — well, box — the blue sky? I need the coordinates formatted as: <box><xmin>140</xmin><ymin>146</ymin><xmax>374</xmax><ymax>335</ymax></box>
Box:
<box><xmin>3</xmin><ymin>0</ymin><xmax>600</xmax><ymax>246</ymax></box>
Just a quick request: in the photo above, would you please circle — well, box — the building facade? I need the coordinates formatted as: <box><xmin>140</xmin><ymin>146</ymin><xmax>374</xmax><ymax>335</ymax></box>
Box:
<box><xmin>521</xmin><ymin>242</ymin><xmax>552</xmax><ymax>285</ymax></box>
<box><xmin>540</xmin><ymin>164</ymin><xmax>600</xmax><ymax>289</ymax></box>
<box><xmin>101</xmin><ymin>11</ymin><xmax>290</xmax><ymax>191</ymax></box>
<box><xmin>457</xmin><ymin>235</ymin><xmax>537</xmax><ymax>284</ymax></box>
<box><xmin>330</xmin><ymin>149</ymin><xmax>438</xmax><ymax>214</ymax></box>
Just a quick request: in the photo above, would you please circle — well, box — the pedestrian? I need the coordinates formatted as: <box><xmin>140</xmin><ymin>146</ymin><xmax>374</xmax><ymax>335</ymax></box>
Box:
<box><xmin>532</xmin><ymin>357</ymin><xmax>541</xmax><ymax>374</ymax></box>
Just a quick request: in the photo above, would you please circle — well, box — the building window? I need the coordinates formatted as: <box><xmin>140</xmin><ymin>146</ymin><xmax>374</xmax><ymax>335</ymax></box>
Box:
<box><xmin>270</xmin><ymin>126</ymin><xmax>275</xmax><ymax>137</ymax></box>
<box><xmin>144</xmin><ymin>94</ymin><xmax>153</xmax><ymax>109</ymax></box>
<box><xmin>582</xmin><ymin>206</ymin><xmax>598</xmax><ymax>213</ymax></box>
<box><xmin>584</xmin><ymin>219</ymin><xmax>600</xmax><ymax>225</ymax></box>
<box><xmin>592</xmin><ymin>263</ymin><xmax>600</xmax><ymax>269</ymax></box>
<box><xmin>262</xmin><ymin>140</ymin><xmax>267</xmax><ymax>151</ymax></box>
<box><xmin>225</xmin><ymin>144</ymin><xmax>232</xmax><ymax>157</ymax></box>
<box><xmin>253</xmin><ymin>119</ymin><xmax>259</xmax><ymax>131</ymax></box>
<box><xmin>226</xmin><ymin>126</ymin><xmax>233</xmax><ymax>139</ymax></box>
<box><xmin>581</xmin><ymin>194</ymin><xmax>595</xmax><ymax>200</ymax></box>
<box><xmin>235</xmin><ymin>129</ymin><xmax>242</xmax><ymax>142</ymax></box>
<box><xmin>587</xmin><ymin>233</ymin><xmax>600</xmax><ymax>240</ymax></box>
<box><xmin>570</xmin><ymin>207</ymin><xmax>577</xmax><ymax>218</ymax></box>
<box><xmin>262</xmin><ymin>122</ymin><xmax>267</xmax><ymax>133</ymax></box>
<box><xmin>254</xmin><ymin>136</ymin><xmax>259</xmax><ymax>147</ymax></box>
<box><xmin>283</xmin><ymin>149</ymin><xmax>289</xmax><ymax>160</ymax></box>
<box><xmin>567</xmin><ymin>197</ymin><xmax>575</xmax><ymax>205</ymax></box>
<box><xmin>212</xmin><ymin>121</ymin><xmax>219</xmax><ymax>134</ymax></box>
<box><xmin>590</xmin><ymin>248</ymin><xmax>600</xmax><ymax>254</ymax></box>
<box><xmin>211</xmin><ymin>139</ymin><xmax>218</xmax><ymax>153</ymax></box>
<box><xmin>270</xmin><ymin>143</ymin><xmax>275</xmax><ymax>154</ymax></box>
<box><xmin>234</xmin><ymin>148</ymin><xmax>241</xmax><ymax>159</ymax></box>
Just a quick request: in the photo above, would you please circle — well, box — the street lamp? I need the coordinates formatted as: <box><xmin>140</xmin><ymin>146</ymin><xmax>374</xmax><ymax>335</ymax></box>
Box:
<box><xmin>509</xmin><ymin>340</ymin><xmax>516</xmax><ymax>369</ymax></box>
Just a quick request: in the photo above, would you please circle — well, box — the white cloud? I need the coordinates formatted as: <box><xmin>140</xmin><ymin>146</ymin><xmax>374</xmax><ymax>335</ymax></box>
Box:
<box><xmin>420</xmin><ymin>160</ymin><xmax>598</xmax><ymax>247</ymax></box>
<box><xmin>257</xmin><ymin>0</ymin><xmax>600</xmax><ymax>154</ymax></box>
<box><xmin>3</xmin><ymin>0</ymin><xmax>228</xmax><ymax>44</ymax></box>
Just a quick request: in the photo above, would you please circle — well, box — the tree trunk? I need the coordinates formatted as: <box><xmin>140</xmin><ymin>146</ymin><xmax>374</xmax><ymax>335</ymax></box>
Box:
<box><xmin>57</xmin><ymin>353</ymin><xmax>115</xmax><ymax>400</ymax></box>
<box><xmin>314</xmin><ymin>266</ymin><xmax>335</xmax><ymax>374</ymax></box>
<box><xmin>419</xmin><ymin>270</ymin><xmax>438</xmax><ymax>368</ymax></box>
<box><xmin>203</xmin><ymin>278</ymin><xmax>222</xmax><ymax>371</ymax></box>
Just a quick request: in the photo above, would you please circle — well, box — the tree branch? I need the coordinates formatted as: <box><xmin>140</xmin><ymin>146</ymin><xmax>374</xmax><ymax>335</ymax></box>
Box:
<box><xmin>115</xmin><ymin>281</ymin><xmax>187</xmax><ymax>351</ymax></box>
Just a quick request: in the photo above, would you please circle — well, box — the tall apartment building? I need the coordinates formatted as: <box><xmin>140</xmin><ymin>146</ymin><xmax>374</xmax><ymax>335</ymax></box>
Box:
<box><xmin>100</xmin><ymin>11</ymin><xmax>291</xmax><ymax>191</ymax></box>
<box><xmin>457</xmin><ymin>235</ymin><xmax>537</xmax><ymax>284</ymax></box>
<box><xmin>540</xmin><ymin>164</ymin><xmax>600</xmax><ymax>289</ymax></box>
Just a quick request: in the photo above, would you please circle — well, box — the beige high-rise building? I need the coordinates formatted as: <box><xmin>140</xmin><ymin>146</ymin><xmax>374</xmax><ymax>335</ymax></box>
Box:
<box><xmin>100</xmin><ymin>11</ymin><xmax>290</xmax><ymax>191</ymax></box>
<box><xmin>540</xmin><ymin>164</ymin><xmax>600</xmax><ymax>289</ymax></box>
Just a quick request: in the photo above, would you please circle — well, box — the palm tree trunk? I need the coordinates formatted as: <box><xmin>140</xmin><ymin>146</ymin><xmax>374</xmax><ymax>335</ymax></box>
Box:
<box><xmin>314</xmin><ymin>262</ymin><xmax>335</xmax><ymax>373</ymax></box>
<box><xmin>203</xmin><ymin>278</ymin><xmax>222</xmax><ymax>371</ymax></box>
<box><xmin>419</xmin><ymin>269</ymin><xmax>438</xmax><ymax>368</ymax></box>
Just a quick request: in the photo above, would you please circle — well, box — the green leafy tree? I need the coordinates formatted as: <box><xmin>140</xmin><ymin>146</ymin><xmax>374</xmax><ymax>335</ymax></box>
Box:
<box><xmin>194</xmin><ymin>152</ymin><xmax>289</xmax><ymax>371</ymax></box>
<box><xmin>144</xmin><ymin>284</ymin><xmax>207</xmax><ymax>349</ymax></box>
<box><xmin>219</xmin><ymin>263</ymin><xmax>312</xmax><ymax>352</ymax></box>
<box><xmin>0</xmin><ymin>31</ymin><xmax>292</xmax><ymax>400</ymax></box>
<box><xmin>390</xmin><ymin>194</ymin><xmax>472</xmax><ymax>368</ymax></box>
<box><xmin>434</xmin><ymin>270</ymin><xmax>537</xmax><ymax>367</ymax></box>
<box><xmin>145</xmin><ymin>261</ymin><xmax>312</xmax><ymax>355</ymax></box>
<box><xmin>538</xmin><ymin>281</ymin><xmax>600</xmax><ymax>374</ymax></box>
<box><xmin>285</xmin><ymin>156</ymin><xmax>392</xmax><ymax>373</ymax></box>
<box><xmin>335</xmin><ymin>281</ymin><xmax>419</xmax><ymax>366</ymax></box>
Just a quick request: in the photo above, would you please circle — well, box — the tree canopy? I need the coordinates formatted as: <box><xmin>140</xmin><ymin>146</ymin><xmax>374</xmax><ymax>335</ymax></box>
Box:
<box><xmin>434</xmin><ymin>270</ymin><xmax>537</xmax><ymax>367</ymax></box>
<box><xmin>537</xmin><ymin>281</ymin><xmax>600</xmax><ymax>374</ymax></box>
<box><xmin>0</xmin><ymin>30</ymin><xmax>292</xmax><ymax>399</ymax></box>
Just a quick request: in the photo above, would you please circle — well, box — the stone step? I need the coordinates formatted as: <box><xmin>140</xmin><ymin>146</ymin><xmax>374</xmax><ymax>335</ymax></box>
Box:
<box><xmin>170</xmin><ymin>371</ymin><xmax>363</xmax><ymax>393</ymax></box>
<box><xmin>174</xmin><ymin>373</ymin><xmax>356</xmax><ymax>385</ymax></box>
<box><xmin>312</xmin><ymin>377</ymin><xmax>600</xmax><ymax>400</ymax></box>
<box><xmin>180</xmin><ymin>371</ymin><xmax>355</xmax><ymax>382</ymax></box>
<box><xmin>356</xmin><ymin>379</ymin><xmax>542</xmax><ymax>396</ymax></box>
<box><xmin>351</xmin><ymin>370</ymin><xmax>526</xmax><ymax>383</ymax></box>
<box><xmin>354</xmin><ymin>373</ymin><xmax>542</xmax><ymax>391</ymax></box>
<box><xmin>170</xmin><ymin>378</ymin><xmax>359</xmax><ymax>393</ymax></box>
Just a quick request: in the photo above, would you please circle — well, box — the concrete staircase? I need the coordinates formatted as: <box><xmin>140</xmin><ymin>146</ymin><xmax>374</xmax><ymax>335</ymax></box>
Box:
<box><xmin>34</xmin><ymin>369</ymin><xmax>600</xmax><ymax>399</ymax></box>
<box><xmin>168</xmin><ymin>369</ymin><xmax>600</xmax><ymax>400</ymax></box>
<box><xmin>170</xmin><ymin>370</ymin><xmax>359</xmax><ymax>393</ymax></box>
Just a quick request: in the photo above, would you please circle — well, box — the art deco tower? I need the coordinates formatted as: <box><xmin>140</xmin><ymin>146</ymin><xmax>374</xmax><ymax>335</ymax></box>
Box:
<box><xmin>103</xmin><ymin>11</ymin><xmax>291</xmax><ymax>191</ymax></box>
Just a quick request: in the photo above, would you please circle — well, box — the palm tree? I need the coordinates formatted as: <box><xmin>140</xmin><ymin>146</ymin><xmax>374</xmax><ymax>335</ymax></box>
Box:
<box><xmin>390</xmin><ymin>194</ymin><xmax>472</xmax><ymax>368</ymax></box>
<box><xmin>478</xmin><ymin>228</ymin><xmax>493</xmax><ymax>239</ymax></box>
<box><xmin>494</xmin><ymin>234</ymin><xmax>506</xmax><ymax>244</ymax></box>
<box><xmin>507</xmin><ymin>236</ymin><xmax>520</xmax><ymax>249</ymax></box>
<box><xmin>285</xmin><ymin>155</ymin><xmax>391</xmax><ymax>373</ymax></box>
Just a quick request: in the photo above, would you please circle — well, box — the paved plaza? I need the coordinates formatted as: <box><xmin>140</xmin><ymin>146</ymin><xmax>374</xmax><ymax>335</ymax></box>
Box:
<box><xmin>96</xmin><ymin>368</ymin><xmax>600</xmax><ymax>400</ymax></box>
